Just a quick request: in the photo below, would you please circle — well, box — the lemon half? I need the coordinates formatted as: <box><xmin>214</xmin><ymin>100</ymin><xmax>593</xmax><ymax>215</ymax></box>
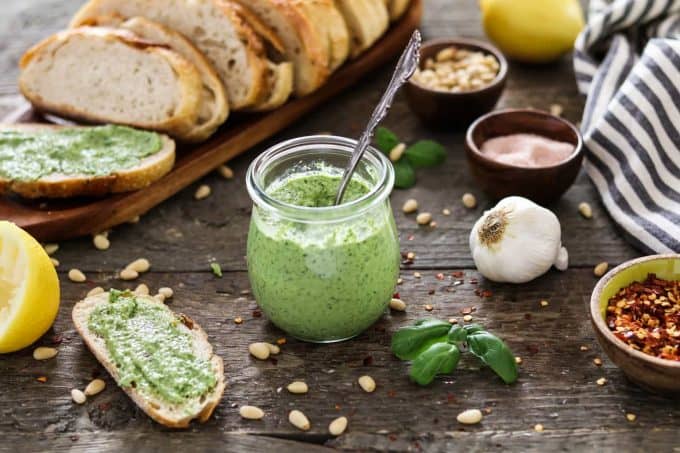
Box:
<box><xmin>0</xmin><ymin>221</ymin><xmax>60</xmax><ymax>353</ymax></box>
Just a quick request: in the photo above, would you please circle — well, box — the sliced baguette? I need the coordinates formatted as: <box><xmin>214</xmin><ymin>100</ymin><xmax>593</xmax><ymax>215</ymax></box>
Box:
<box><xmin>0</xmin><ymin>123</ymin><xmax>175</xmax><ymax>199</ymax></box>
<box><xmin>72</xmin><ymin>292</ymin><xmax>226</xmax><ymax>428</ymax></box>
<box><xmin>70</xmin><ymin>0</ymin><xmax>271</xmax><ymax>110</ymax></box>
<box><xmin>387</xmin><ymin>0</ymin><xmax>411</xmax><ymax>21</ymax></box>
<box><xmin>247</xmin><ymin>61</ymin><xmax>294</xmax><ymax>111</ymax></box>
<box><xmin>89</xmin><ymin>16</ymin><xmax>229</xmax><ymax>142</ymax></box>
<box><xmin>335</xmin><ymin>0</ymin><xmax>389</xmax><ymax>57</ymax></box>
<box><xmin>296</xmin><ymin>0</ymin><xmax>350</xmax><ymax>72</ymax></box>
<box><xmin>19</xmin><ymin>27</ymin><xmax>203</xmax><ymax>141</ymax></box>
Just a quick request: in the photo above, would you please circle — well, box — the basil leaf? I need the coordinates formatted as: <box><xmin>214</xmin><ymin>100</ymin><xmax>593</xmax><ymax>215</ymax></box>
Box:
<box><xmin>405</xmin><ymin>140</ymin><xmax>447</xmax><ymax>168</ymax></box>
<box><xmin>374</xmin><ymin>127</ymin><xmax>400</xmax><ymax>154</ymax></box>
<box><xmin>210</xmin><ymin>262</ymin><xmax>223</xmax><ymax>277</ymax></box>
<box><xmin>447</xmin><ymin>325</ymin><xmax>468</xmax><ymax>343</ymax></box>
<box><xmin>393</xmin><ymin>159</ymin><xmax>416</xmax><ymax>189</ymax></box>
<box><xmin>467</xmin><ymin>331</ymin><xmax>518</xmax><ymax>384</ymax></box>
<box><xmin>391</xmin><ymin>318</ymin><xmax>452</xmax><ymax>360</ymax></box>
<box><xmin>409</xmin><ymin>342</ymin><xmax>460</xmax><ymax>386</ymax></box>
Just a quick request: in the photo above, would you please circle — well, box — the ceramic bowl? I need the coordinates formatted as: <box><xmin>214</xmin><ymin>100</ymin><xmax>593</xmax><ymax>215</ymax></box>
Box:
<box><xmin>590</xmin><ymin>254</ymin><xmax>680</xmax><ymax>395</ymax></box>
<box><xmin>404</xmin><ymin>38</ymin><xmax>508</xmax><ymax>128</ymax></box>
<box><xmin>465</xmin><ymin>108</ymin><xmax>583</xmax><ymax>205</ymax></box>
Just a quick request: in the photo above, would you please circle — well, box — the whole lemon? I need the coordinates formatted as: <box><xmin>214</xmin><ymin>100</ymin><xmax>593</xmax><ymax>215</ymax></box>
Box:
<box><xmin>480</xmin><ymin>0</ymin><xmax>585</xmax><ymax>63</ymax></box>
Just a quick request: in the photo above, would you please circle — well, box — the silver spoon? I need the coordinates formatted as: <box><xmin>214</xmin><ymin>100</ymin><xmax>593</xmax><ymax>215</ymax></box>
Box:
<box><xmin>334</xmin><ymin>30</ymin><xmax>422</xmax><ymax>205</ymax></box>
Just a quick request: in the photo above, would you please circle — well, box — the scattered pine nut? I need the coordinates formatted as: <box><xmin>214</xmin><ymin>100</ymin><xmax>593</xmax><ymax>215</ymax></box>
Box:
<box><xmin>593</xmin><ymin>357</ymin><xmax>603</xmax><ymax>366</ymax></box>
<box><xmin>276</xmin><ymin>337</ymin><xmax>287</xmax><ymax>345</ymax></box>
<box><xmin>515</xmin><ymin>356</ymin><xmax>523</xmax><ymax>365</ymax></box>
<box><xmin>578</xmin><ymin>202</ymin><xmax>593</xmax><ymax>219</ymax></box>
<box><xmin>33</xmin><ymin>347</ymin><xmax>58</xmax><ymax>360</ymax></box>
<box><xmin>457</xmin><ymin>409</ymin><xmax>483</xmax><ymax>425</ymax></box>
<box><xmin>195</xmin><ymin>184</ymin><xmax>211</xmax><ymax>200</ymax></box>
<box><xmin>626</xmin><ymin>413</ymin><xmax>637</xmax><ymax>422</ymax></box>
<box><xmin>128</xmin><ymin>216</ymin><xmax>141</xmax><ymax>224</ymax></box>
<box><xmin>289</xmin><ymin>410</ymin><xmax>311</xmax><ymax>431</ymax></box>
<box><xmin>43</xmin><ymin>243</ymin><xmax>59</xmax><ymax>256</ymax></box>
<box><xmin>358</xmin><ymin>375</ymin><xmax>376</xmax><ymax>393</ymax></box>
<box><xmin>416</xmin><ymin>212</ymin><xmax>433</xmax><ymax>225</ymax></box>
<box><xmin>265</xmin><ymin>343</ymin><xmax>280</xmax><ymax>355</ymax></box>
<box><xmin>406</xmin><ymin>252</ymin><xmax>416</xmax><ymax>260</ymax></box>
<box><xmin>448</xmin><ymin>318</ymin><xmax>458</xmax><ymax>324</ymax></box>
<box><xmin>234</xmin><ymin>317</ymin><xmax>243</xmax><ymax>324</ymax></box>
<box><xmin>596</xmin><ymin>377</ymin><xmax>607</xmax><ymax>386</ymax></box>
<box><xmin>550</xmin><ymin>103</ymin><xmax>563</xmax><ymax>117</ymax></box>
<box><xmin>389</xmin><ymin>298</ymin><xmax>406</xmax><ymax>311</ymax></box>
<box><xmin>68</xmin><ymin>269</ymin><xmax>86</xmax><ymax>283</ymax></box>
<box><xmin>534</xmin><ymin>424</ymin><xmax>545</xmax><ymax>432</ymax></box>
<box><xmin>429</xmin><ymin>221</ymin><xmax>437</xmax><ymax>228</ymax></box>
<box><xmin>424</xmin><ymin>304</ymin><xmax>433</xmax><ymax>311</ymax></box>
<box><xmin>71</xmin><ymin>389</ymin><xmax>86</xmax><ymax>405</ymax></box>
<box><xmin>119</xmin><ymin>268</ymin><xmax>138</xmax><ymax>281</ymax></box>
<box><xmin>218</xmin><ymin>165</ymin><xmax>234</xmax><ymax>179</ymax></box>
<box><xmin>239</xmin><ymin>405</ymin><xmax>264</xmax><ymax>420</ymax></box>
<box><xmin>594</xmin><ymin>262</ymin><xmax>609</xmax><ymax>277</ymax></box>
<box><xmin>87</xmin><ymin>286</ymin><xmax>104</xmax><ymax>297</ymax></box>
<box><xmin>50</xmin><ymin>258</ymin><xmax>60</xmax><ymax>267</ymax></box>
<box><xmin>329</xmin><ymin>416</ymin><xmax>348</xmax><ymax>436</ymax></box>
<box><xmin>158</xmin><ymin>287</ymin><xmax>173</xmax><ymax>299</ymax></box>
<box><xmin>402</xmin><ymin>199</ymin><xmax>418</xmax><ymax>213</ymax></box>
<box><xmin>249</xmin><ymin>342</ymin><xmax>270</xmax><ymax>360</ymax></box>
<box><xmin>287</xmin><ymin>381</ymin><xmax>309</xmax><ymax>394</ymax></box>
<box><xmin>389</xmin><ymin>143</ymin><xmax>406</xmax><ymax>162</ymax></box>
<box><xmin>36</xmin><ymin>376</ymin><xmax>48</xmax><ymax>383</ymax></box>
<box><xmin>463</xmin><ymin>314</ymin><xmax>473</xmax><ymax>322</ymax></box>
<box><xmin>126</xmin><ymin>258</ymin><xmax>150</xmax><ymax>273</ymax></box>
<box><xmin>540</xmin><ymin>300</ymin><xmax>549</xmax><ymax>307</ymax></box>
<box><xmin>414</xmin><ymin>272</ymin><xmax>422</xmax><ymax>278</ymax></box>
<box><xmin>134</xmin><ymin>284</ymin><xmax>149</xmax><ymax>296</ymax></box>
<box><xmin>93</xmin><ymin>234</ymin><xmax>110</xmax><ymax>251</ymax></box>
<box><xmin>442</xmin><ymin>208</ymin><xmax>451</xmax><ymax>216</ymax></box>
<box><xmin>462</xmin><ymin>193</ymin><xmax>477</xmax><ymax>209</ymax></box>
<box><xmin>84</xmin><ymin>379</ymin><xmax>106</xmax><ymax>396</ymax></box>
<box><xmin>580</xmin><ymin>345</ymin><xmax>590</xmax><ymax>352</ymax></box>
<box><xmin>397</xmin><ymin>278</ymin><xmax>404</xmax><ymax>285</ymax></box>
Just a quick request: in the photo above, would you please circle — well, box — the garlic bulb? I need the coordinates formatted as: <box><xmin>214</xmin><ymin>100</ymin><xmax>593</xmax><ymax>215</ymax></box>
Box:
<box><xmin>469</xmin><ymin>196</ymin><xmax>568</xmax><ymax>283</ymax></box>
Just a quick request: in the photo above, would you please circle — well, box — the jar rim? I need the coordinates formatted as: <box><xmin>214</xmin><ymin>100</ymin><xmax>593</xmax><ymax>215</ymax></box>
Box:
<box><xmin>246</xmin><ymin>135</ymin><xmax>394</xmax><ymax>222</ymax></box>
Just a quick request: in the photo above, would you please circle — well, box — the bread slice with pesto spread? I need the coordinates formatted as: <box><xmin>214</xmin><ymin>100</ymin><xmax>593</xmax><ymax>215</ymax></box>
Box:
<box><xmin>72</xmin><ymin>291</ymin><xmax>226</xmax><ymax>428</ymax></box>
<box><xmin>0</xmin><ymin>124</ymin><xmax>175</xmax><ymax>199</ymax></box>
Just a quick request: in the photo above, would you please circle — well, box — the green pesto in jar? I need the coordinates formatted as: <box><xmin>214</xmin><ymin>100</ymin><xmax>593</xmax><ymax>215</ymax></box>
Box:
<box><xmin>0</xmin><ymin>125</ymin><xmax>162</xmax><ymax>181</ymax></box>
<box><xmin>87</xmin><ymin>290</ymin><xmax>216</xmax><ymax>404</ymax></box>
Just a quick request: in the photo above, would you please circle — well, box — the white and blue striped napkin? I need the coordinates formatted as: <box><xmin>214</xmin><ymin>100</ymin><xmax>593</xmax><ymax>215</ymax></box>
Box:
<box><xmin>573</xmin><ymin>0</ymin><xmax>680</xmax><ymax>253</ymax></box>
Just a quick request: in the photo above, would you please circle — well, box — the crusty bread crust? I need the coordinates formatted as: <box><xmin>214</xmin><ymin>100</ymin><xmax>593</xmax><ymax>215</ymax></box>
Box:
<box><xmin>0</xmin><ymin>123</ymin><xmax>175</xmax><ymax>198</ymax></box>
<box><xmin>388</xmin><ymin>0</ymin><xmax>411</xmax><ymax>21</ymax></box>
<box><xmin>247</xmin><ymin>61</ymin><xmax>294</xmax><ymax>111</ymax></box>
<box><xmin>72</xmin><ymin>292</ymin><xmax>226</xmax><ymax>428</ymax></box>
<box><xmin>295</xmin><ymin>0</ymin><xmax>350</xmax><ymax>72</ymax></box>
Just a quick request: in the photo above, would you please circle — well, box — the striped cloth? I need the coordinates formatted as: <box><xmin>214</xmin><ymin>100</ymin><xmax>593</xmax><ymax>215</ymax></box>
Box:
<box><xmin>573</xmin><ymin>0</ymin><xmax>680</xmax><ymax>253</ymax></box>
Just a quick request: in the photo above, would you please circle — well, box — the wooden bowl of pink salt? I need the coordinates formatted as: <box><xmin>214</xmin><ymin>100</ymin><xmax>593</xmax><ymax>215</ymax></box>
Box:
<box><xmin>465</xmin><ymin>108</ymin><xmax>583</xmax><ymax>205</ymax></box>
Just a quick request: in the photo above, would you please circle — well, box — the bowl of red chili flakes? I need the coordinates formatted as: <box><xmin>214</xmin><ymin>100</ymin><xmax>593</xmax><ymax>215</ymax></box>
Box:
<box><xmin>590</xmin><ymin>254</ymin><xmax>680</xmax><ymax>394</ymax></box>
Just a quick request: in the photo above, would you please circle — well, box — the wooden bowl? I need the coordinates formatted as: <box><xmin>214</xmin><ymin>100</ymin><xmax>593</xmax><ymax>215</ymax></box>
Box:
<box><xmin>404</xmin><ymin>38</ymin><xmax>508</xmax><ymax>128</ymax></box>
<box><xmin>465</xmin><ymin>109</ymin><xmax>583</xmax><ymax>205</ymax></box>
<box><xmin>590</xmin><ymin>254</ymin><xmax>680</xmax><ymax>395</ymax></box>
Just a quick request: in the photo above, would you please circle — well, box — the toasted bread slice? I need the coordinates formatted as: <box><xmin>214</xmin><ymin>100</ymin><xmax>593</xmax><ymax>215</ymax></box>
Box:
<box><xmin>247</xmin><ymin>61</ymin><xmax>294</xmax><ymax>111</ymax></box>
<box><xmin>72</xmin><ymin>292</ymin><xmax>226</xmax><ymax>428</ymax></box>
<box><xmin>387</xmin><ymin>0</ymin><xmax>411</xmax><ymax>21</ymax></box>
<box><xmin>70</xmin><ymin>0</ymin><xmax>271</xmax><ymax>110</ymax></box>
<box><xmin>88</xmin><ymin>16</ymin><xmax>229</xmax><ymax>142</ymax></box>
<box><xmin>296</xmin><ymin>0</ymin><xmax>350</xmax><ymax>72</ymax></box>
<box><xmin>335</xmin><ymin>0</ymin><xmax>389</xmax><ymax>57</ymax></box>
<box><xmin>19</xmin><ymin>27</ymin><xmax>202</xmax><ymax>141</ymax></box>
<box><xmin>0</xmin><ymin>123</ymin><xmax>175</xmax><ymax>199</ymax></box>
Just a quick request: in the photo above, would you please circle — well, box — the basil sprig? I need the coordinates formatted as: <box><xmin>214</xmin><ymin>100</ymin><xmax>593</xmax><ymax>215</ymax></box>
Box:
<box><xmin>391</xmin><ymin>319</ymin><xmax>518</xmax><ymax>386</ymax></box>
<box><xmin>374</xmin><ymin>127</ymin><xmax>446</xmax><ymax>189</ymax></box>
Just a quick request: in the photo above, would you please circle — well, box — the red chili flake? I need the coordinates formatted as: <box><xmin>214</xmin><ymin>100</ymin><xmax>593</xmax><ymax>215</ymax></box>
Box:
<box><xmin>606</xmin><ymin>274</ymin><xmax>680</xmax><ymax>361</ymax></box>
<box><xmin>363</xmin><ymin>355</ymin><xmax>373</xmax><ymax>366</ymax></box>
<box><xmin>526</xmin><ymin>344</ymin><xmax>540</xmax><ymax>355</ymax></box>
<box><xmin>335</xmin><ymin>404</ymin><xmax>342</xmax><ymax>411</ymax></box>
<box><xmin>436</xmin><ymin>273</ymin><xmax>445</xmax><ymax>281</ymax></box>
<box><xmin>461</xmin><ymin>307</ymin><xmax>473</xmax><ymax>315</ymax></box>
<box><xmin>393</xmin><ymin>292</ymin><xmax>400</xmax><ymax>299</ymax></box>
<box><xmin>428</xmin><ymin>289</ymin><xmax>435</xmax><ymax>295</ymax></box>
<box><xmin>482</xmin><ymin>290</ymin><xmax>493</xmax><ymax>298</ymax></box>
<box><xmin>98</xmin><ymin>402</ymin><xmax>112</xmax><ymax>412</ymax></box>
<box><xmin>524</xmin><ymin>313</ymin><xmax>533</xmax><ymax>320</ymax></box>
<box><xmin>51</xmin><ymin>334</ymin><xmax>63</xmax><ymax>345</ymax></box>
<box><xmin>387</xmin><ymin>389</ymin><xmax>396</xmax><ymax>397</ymax></box>
<box><xmin>408</xmin><ymin>235</ymin><xmax>415</xmax><ymax>241</ymax></box>
<box><xmin>389</xmin><ymin>434</ymin><xmax>397</xmax><ymax>441</ymax></box>
<box><xmin>447</xmin><ymin>393</ymin><xmax>456</xmax><ymax>403</ymax></box>
<box><xmin>469</xmin><ymin>278</ymin><xmax>479</xmax><ymax>285</ymax></box>
<box><xmin>276</xmin><ymin>337</ymin><xmax>287</xmax><ymax>345</ymax></box>
<box><xmin>36</xmin><ymin>376</ymin><xmax>47</xmax><ymax>383</ymax></box>
<box><xmin>70</xmin><ymin>435</ymin><xmax>79</xmax><ymax>442</ymax></box>
<box><xmin>252</xmin><ymin>309</ymin><xmax>262</xmax><ymax>318</ymax></box>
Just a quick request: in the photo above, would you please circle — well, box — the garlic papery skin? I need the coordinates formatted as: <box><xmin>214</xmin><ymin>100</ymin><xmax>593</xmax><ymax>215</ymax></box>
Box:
<box><xmin>469</xmin><ymin>196</ymin><xmax>569</xmax><ymax>283</ymax></box>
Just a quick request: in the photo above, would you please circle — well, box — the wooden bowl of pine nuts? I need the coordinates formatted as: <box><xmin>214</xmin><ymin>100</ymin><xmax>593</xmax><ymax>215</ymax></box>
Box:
<box><xmin>405</xmin><ymin>38</ymin><xmax>508</xmax><ymax>128</ymax></box>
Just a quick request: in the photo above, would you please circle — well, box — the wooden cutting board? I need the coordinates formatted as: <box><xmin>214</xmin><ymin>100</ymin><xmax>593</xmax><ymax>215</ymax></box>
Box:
<box><xmin>0</xmin><ymin>0</ymin><xmax>422</xmax><ymax>241</ymax></box>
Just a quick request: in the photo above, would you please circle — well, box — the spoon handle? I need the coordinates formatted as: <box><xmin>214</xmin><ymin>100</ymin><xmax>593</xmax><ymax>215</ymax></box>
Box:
<box><xmin>334</xmin><ymin>30</ymin><xmax>422</xmax><ymax>205</ymax></box>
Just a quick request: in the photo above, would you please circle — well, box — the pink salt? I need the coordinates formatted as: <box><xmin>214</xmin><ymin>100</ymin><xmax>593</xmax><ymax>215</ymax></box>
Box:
<box><xmin>480</xmin><ymin>133</ymin><xmax>575</xmax><ymax>167</ymax></box>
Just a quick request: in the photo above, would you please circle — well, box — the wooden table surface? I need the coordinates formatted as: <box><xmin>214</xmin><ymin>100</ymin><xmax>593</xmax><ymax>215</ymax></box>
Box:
<box><xmin>2</xmin><ymin>1</ymin><xmax>677</xmax><ymax>452</ymax></box>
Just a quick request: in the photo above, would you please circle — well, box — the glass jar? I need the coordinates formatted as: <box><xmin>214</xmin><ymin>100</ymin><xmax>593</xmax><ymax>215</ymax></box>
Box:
<box><xmin>246</xmin><ymin>136</ymin><xmax>400</xmax><ymax>343</ymax></box>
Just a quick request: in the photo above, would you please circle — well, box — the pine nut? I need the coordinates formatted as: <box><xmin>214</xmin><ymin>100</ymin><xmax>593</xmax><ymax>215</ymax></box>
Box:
<box><xmin>195</xmin><ymin>184</ymin><xmax>211</xmax><ymax>200</ymax></box>
<box><xmin>389</xmin><ymin>298</ymin><xmax>406</xmax><ymax>311</ymax></box>
<box><xmin>239</xmin><ymin>405</ymin><xmax>264</xmax><ymax>420</ymax></box>
<box><xmin>593</xmin><ymin>357</ymin><xmax>603</xmax><ymax>366</ymax></box>
<box><xmin>218</xmin><ymin>165</ymin><xmax>234</xmax><ymax>179</ymax></box>
<box><xmin>462</xmin><ymin>193</ymin><xmax>477</xmax><ymax>209</ymax></box>
<box><xmin>442</xmin><ymin>208</ymin><xmax>451</xmax><ymax>216</ymax></box>
<box><xmin>406</xmin><ymin>252</ymin><xmax>415</xmax><ymax>260</ymax></box>
<box><xmin>457</xmin><ymin>409</ymin><xmax>483</xmax><ymax>424</ymax></box>
<box><xmin>550</xmin><ymin>103</ymin><xmax>563</xmax><ymax>117</ymax></box>
<box><xmin>329</xmin><ymin>416</ymin><xmax>348</xmax><ymax>436</ymax></box>
<box><xmin>119</xmin><ymin>268</ymin><xmax>138</xmax><ymax>281</ymax></box>
<box><xmin>158</xmin><ymin>287</ymin><xmax>173</xmax><ymax>299</ymax></box>
<box><xmin>44</xmin><ymin>243</ymin><xmax>59</xmax><ymax>256</ymax></box>
<box><xmin>133</xmin><ymin>284</ymin><xmax>149</xmax><ymax>296</ymax></box>
<box><xmin>594</xmin><ymin>262</ymin><xmax>609</xmax><ymax>277</ymax></box>
<box><xmin>287</xmin><ymin>381</ymin><xmax>309</xmax><ymax>394</ymax></box>
<box><xmin>463</xmin><ymin>314</ymin><xmax>473</xmax><ymax>322</ymax></box>
<box><xmin>389</xmin><ymin>143</ymin><xmax>406</xmax><ymax>162</ymax></box>
<box><xmin>289</xmin><ymin>410</ymin><xmax>311</xmax><ymax>431</ymax></box>
<box><xmin>87</xmin><ymin>286</ymin><xmax>104</xmax><ymax>297</ymax></box>
<box><xmin>71</xmin><ymin>389</ymin><xmax>86</xmax><ymax>404</ymax></box>
<box><xmin>50</xmin><ymin>258</ymin><xmax>60</xmax><ymax>267</ymax></box>
<box><xmin>33</xmin><ymin>347</ymin><xmax>58</xmax><ymax>360</ymax></box>
<box><xmin>416</xmin><ymin>212</ymin><xmax>432</xmax><ymax>225</ymax></box>
<box><xmin>126</xmin><ymin>258</ymin><xmax>150</xmax><ymax>273</ymax></box>
<box><xmin>358</xmin><ymin>375</ymin><xmax>376</xmax><ymax>393</ymax></box>
<box><xmin>534</xmin><ymin>423</ymin><xmax>545</xmax><ymax>432</ymax></box>
<box><xmin>68</xmin><ymin>269</ymin><xmax>86</xmax><ymax>283</ymax></box>
<box><xmin>626</xmin><ymin>413</ymin><xmax>636</xmax><ymax>422</ymax></box>
<box><xmin>402</xmin><ymin>198</ymin><xmax>418</xmax><ymax>214</ymax></box>
<box><xmin>128</xmin><ymin>216</ymin><xmax>140</xmax><ymax>224</ymax></box>
<box><xmin>84</xmin><ymin>379</ymin><xmax>106</xmax><ymax>396</ymax></box>
<box><xmin>596</xmin><ymin>377</ymin><xmax>607</xmax><ymax>386</ymax></box>
<box><xmin>265</xmin><ymin>343</ymin><xmax>280</xmax><ymax>355</ymax></box>
<box><xmin>249</xmin><ymin>342</ymin><xmax>270</xmax><ymax>360</ymax></box>
<box><xmin>578</xmin><ymin>202</ymin><xmax>593</xmax><ymax>219</ymax></box>
<box><xmin>93</xmin><ymin>234</ymin><xmax>110</xmax><ymax>251</ymax></box>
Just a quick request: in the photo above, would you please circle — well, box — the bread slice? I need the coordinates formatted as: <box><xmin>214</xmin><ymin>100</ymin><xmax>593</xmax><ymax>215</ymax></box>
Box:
<box><xmin>233</xmin><ymin>0</ymin><xmax>329</xmax><ymax>96</ymax></box>
<box><xmin>335</xmin><ymin>0</ymin><xmax>389</xmax><ymax>57</ymax></box>
<box><xmin>72</xmin><ymin>292</ymin><xmax>226</xmax><ymax>428</ymax></box>
<box><xmin>295</xmin><ymin>0</ymin><xmax>350</xmax><ymax>72</ymax></box>
<box><xmin>19</xmin><ymin>27</ymin><xmax>203</xmax><ymax>141</ymax></box>
<box><xmin>387</xmin><ymin>0</ymin><xmax>411</xmax><ymax>21</ymax></box>
<box><xmin>70</xmin><ymin>0</ymin><xmax>271</xmax><ymax>110</ymax></box>
<box><xmin>91</xmin><ymin>16</ymin><xmax>229</xmax><ymax>142</ymax></box>
<box><xmin>0</xmin><ymin>123</ymin><xmax>175</xmax><ymax>199</ymax></box>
